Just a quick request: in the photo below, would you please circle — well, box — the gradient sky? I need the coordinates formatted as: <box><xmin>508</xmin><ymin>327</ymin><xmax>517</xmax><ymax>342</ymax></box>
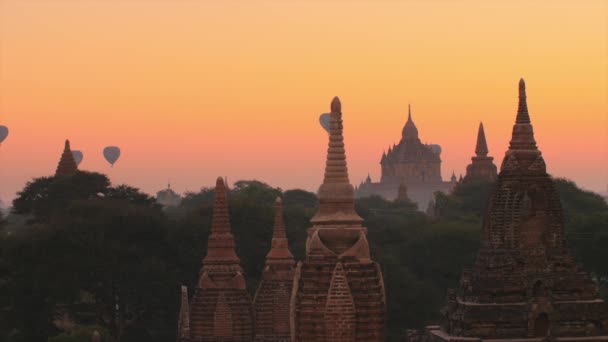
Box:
<box><xmin>1</xmin><ymin>1</ymin><xmax>607</xmax><ymax>204</ymax></box>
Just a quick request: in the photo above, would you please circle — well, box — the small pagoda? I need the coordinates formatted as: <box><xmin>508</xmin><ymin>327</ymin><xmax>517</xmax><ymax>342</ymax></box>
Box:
<box><xmin>463</xmin><ymin>122</ymin><xmax>497</xmax><ymax>183</ymax></box>
<box><xmin>177</xmin><ymin>177</ymin><xmax>253</xmax><ymax>342</ymax></box>
<box><xmin>252</xmin><ymin>197</ymin><xmax>295</xmax><ymax>342</ymax></box>
<box><xmin>55</xmin><ymin>139</ymin><xmax>78</xmax><ymax>177</ymax></box>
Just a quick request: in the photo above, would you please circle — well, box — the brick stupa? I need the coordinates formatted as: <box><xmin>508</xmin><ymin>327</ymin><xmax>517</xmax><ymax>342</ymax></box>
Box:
<box><xmin>423</xmin><ymin>79</ymin><xmax>608</xmax><ymax>341</ymax></box>
<box><xmin>177</xmin><ymin>177</ymin><xmax>254</xmax><ymax>342</ymax></box>
<box><xmin>291</xmin><ymin>97</ymin><xmax>386</xmax><ymax>342</ymax></box>
<box><xmin>463</xmin><ymin>122</ymin><xmax>497</xmax><ymax>183</ymax></box>
<box><xmin>55</xmin><ymin>139</ymin><xmax>78</xmax><ymax>177</ymax></box>
<box><xmin>252</xmin><ymin>197</ymin><xmax>295</xmax><ymax>342</ymax></box>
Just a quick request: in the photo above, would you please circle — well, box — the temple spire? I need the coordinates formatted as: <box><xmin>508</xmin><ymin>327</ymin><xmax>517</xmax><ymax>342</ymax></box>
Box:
<box><xmin>266</xmin><ymin>197</ymin><xmax>293</xmax><ymax>261</ymax></box>
<box><xmin>408</xmin><ymin>103</ymin><xmax>412</xmax><ymax>121</ymax></box>
<box><xmin>508</xmin><ymin>78</ymin><xmax>538</xmax><ymax>151</ymax></box>
<box><xmin>312</xmin><ymin>97</ymin><xmax>362</xmax><ymax>225</ymax></box>
<box><xmin>402</xmin><ymin>104</ymin><xmax>419</xmax><ymax>141</ymax></box>
<box><xmin>475</xmin><ymin>122</ymin><xmax>489</xmax><ymax>157</ymax></box>
<box><xmin>55</xmin><ymin>139</ymin><xmax>78</xmax><ymax>177</ymax></box>
<box><xmin>322</xmin><ymin>96</ymin><xmax>350</xmax><ymax>185</ymax></box>
<box><xmin>516</xmin><ymin>78</ymin><xmax>530</xmax><ymax>124</ymax></box>
<box><xmin>203</xmin><ymin>177</ymin><xmax>240</xmax><ymax>263</ymax></box>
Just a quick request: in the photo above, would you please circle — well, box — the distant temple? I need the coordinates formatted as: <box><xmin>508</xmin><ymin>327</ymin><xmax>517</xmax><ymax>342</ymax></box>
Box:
<box><xmin>356</xmin><ymin>105</ymin><xmax>455</xmax><ymax>208</ymax></box>
<box><xmin>177</xmin><ymin>177</ymin><xmax>254</xmax><ymax>341</ymax></box>
<box><xmin>420</xmin><ymin>79</ymin><xmax>608</xmax><ymax>341</ymax></box>
<box><xmin>55</xmin><ymin>139</ymin><xmax>78</xmax><ymax>177</ymax></box>
<box><xmin>252</xmin><ymin>197</ymin><xmax>294</xmax><ymax>341</ymax></box>
<box><xmin>463</xmin><ymin>122</ymin><xmax>497</xmax><ymax>183</ymax></box>
<box><xmin>156</xmin><ymin>183</ymin><xmax>182</xmax><ymax>208</ymax></box>
<box><xmin>291</xmin><ymin>97</ymin><xmax>386</xmax><ymax>341</ymax></box>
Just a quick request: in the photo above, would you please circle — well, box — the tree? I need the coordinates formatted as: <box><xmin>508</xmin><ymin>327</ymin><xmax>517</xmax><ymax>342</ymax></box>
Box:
<box><xmin>12</xmin><ymin>172</ymin><xmax>110</xmax><ymax>222</ymax></box>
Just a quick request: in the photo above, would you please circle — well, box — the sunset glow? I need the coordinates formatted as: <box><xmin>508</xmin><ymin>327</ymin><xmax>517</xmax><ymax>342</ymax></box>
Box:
<box><xmin>1</xmin><ymin>1</ymin><xmax>606</xmax><ymax>203</ymax></box>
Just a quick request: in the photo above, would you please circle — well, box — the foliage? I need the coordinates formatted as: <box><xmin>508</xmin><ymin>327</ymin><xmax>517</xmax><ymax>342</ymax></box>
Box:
<box><xmin>1</xmin><ymin>174</ymin><xmax>606</xmax><ymax>342</ymax></box>
<box><xmin>48</xmin><ymin>326</ymin><xmax>110</xmax><ymax>342</ymax></box>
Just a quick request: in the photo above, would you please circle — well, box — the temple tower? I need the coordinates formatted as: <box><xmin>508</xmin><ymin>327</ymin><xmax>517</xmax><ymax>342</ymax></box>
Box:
<box><xmin>252</xmin><ymin>197</ymin><xmax>295</xmax><ymax>342</ymax></box>
<box><xmin>291</xmin><ymin>97</ymin><xmax>386</xmax><ymax>342</ymax></box>
<box><xmin>424</xmin><ymin>79</ymin><xmax>608</xmax><ymax>341</ymax></box>
<box><xmin>381</xmin><ymin>105</ymin><xmax>442</xmax><ymax>184</ymax></box>
<box><xmin>358</xmin><ymin>104</ymin><xmax>454</xmax><ymax>208</ymax></box>
<box><xmin>55</xmin><ymin>139</ymin><xmax>78</xmax><ymax>177</ymax></box>
<box><xmin>463</xmin><ymin>122</ymin><xmax>497</xmax><ymax>183</ymax></box>
<box><xmin>179</xmin><ymin>177</ymin><xmax>254</xmax><ymax>342</ymax></box>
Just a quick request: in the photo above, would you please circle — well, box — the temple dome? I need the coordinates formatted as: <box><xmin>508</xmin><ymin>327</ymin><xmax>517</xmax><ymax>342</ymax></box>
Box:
<box><xmin>402</xmin><ymin>105</ymin><xmax>419</xmax><ymax>141</ymax></box>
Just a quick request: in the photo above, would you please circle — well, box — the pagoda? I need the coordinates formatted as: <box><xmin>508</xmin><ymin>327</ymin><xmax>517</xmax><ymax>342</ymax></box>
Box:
<box><xmin>291</xmin><ymin>97</ymin><xmax>386</xmax><ymax>342</ymax></box>
<box><xmin>177</xmin><ymin>177</ymin><xmax>254</xmax><ymax>342</ymax></box>
<box><xmin>252</xmin><ymin>197</ymin><xmax>295</xmax><ymax>342</ymax></box>
<box><xmin>55</xmin><ymin>139</ymin><xmax>78</xmax><ymax>177</ymax></box>
<box><xmin>423</xmin><ymin>79</ymin><xmax>608</xmax><ymax>341</ymax></box>
<box><xmin>463</xmin><ymin>122</ymin><xmax>497</xmax><ymax>183</ymax></box>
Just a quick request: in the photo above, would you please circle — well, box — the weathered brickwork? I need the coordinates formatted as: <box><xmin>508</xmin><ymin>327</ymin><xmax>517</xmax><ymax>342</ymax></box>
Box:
<box><xmin>292</xmin><ymin>97</ymin><xmax>386</xmax><ymax>342</ymax></box>
<box><xmin>253</xmin><ymin>198</ymin><xmax>295</xmax><ymax>342</ymax></box>
<box><xmin>177</xmin><ymin>177</ymin><xmax>254</xmax><ymax>342</ymax></box>
<box><xmin>418</xmin><ymin>79</ymin><xmax>608</xmax><ymax>342</ymax></box>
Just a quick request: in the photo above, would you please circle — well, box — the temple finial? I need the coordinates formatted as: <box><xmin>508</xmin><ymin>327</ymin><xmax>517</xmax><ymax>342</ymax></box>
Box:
<box><xmin>313</xmin><ymin>96</ymin><xmax>362</xmax><ymax>225</ymax></box>
<box><xmin>202</xmin><ymin>176</ymin><xmax>240</xmax><ymax>263</ymax></box>
<box><xmin>509</xmin><ymin>79</ymin><xmax>537</xmax><ymax>151</ymax></box>
<box><xmin>211</xmin><ymin>177</ymin><xmax>228</xmax><ymax>234</ymax></box>
<box><xmin>402</xmin><ymin>104</ymin><xmax>419</xmax><ymax>140</ymax></box>
<box><xmin>475</xmin><ymin>122</ymin><xmax>489</xmax><ymax>157</ymax></box>
<box><xmin>331</xmin><ymin>96</ymin><xmax>341</xmax><ymax>114</ymax></box>
<box><xmin>408</xmin><ymin>104</ymin><xmax>412</xmax><ymax>121</ymax></box>
<box><xmin>266</xmin><ymin>197</ymin><xmax>293</xmax><ymax>261</ymax></box>
<box><xmin>516</xmin><ymin>78</ymin><xmax>530</xmax><ymax>124</ymax></box>
<box><xmin>64</xmin><ymin>139</ymin><xmax>71</xmax><ymax>151</ymax></box>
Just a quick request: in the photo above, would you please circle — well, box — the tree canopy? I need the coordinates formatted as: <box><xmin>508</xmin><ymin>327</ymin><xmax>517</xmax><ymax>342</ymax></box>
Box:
<box><xmin>1</xmin><ymin>174</ymin><xmax>606</xmax><ymax>342</ymax></box>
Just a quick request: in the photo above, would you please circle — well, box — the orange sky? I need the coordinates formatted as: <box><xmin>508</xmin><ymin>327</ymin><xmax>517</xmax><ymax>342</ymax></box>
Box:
<box><xmin>0</xmin><ymin>1</ymin><xmax>607</xmax><ymax>204</ymax></box>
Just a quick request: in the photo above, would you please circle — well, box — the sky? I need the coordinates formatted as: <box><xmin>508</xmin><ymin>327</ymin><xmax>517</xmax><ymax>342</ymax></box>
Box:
<box><xmin>0</xmin><ymin>1</ymin><xmax>607</xmax><ymax>204</ymax></box>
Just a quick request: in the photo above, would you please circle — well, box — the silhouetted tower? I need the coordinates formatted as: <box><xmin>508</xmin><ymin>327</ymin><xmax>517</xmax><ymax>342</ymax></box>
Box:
<box><xmin>55</xmin><ymin>139</ymin><xmax>78</xmax><ymax>177</ymax></box>
<box><xmin>425</xmin><ymin>79</ymin><xmax>608</xmax><ymax>341</ymax></box>
<box><xmin>464</xmin><ymin>122</ymin><xmax>497</xmax><ymax>183</ymax></box>
<box><xmin>291</xmin><ymin>97</ymin><xmax>386</xmax><ymax>342</ymax></box>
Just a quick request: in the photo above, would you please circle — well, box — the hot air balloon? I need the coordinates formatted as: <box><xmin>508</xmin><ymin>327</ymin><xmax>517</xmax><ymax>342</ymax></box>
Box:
<box><xmin>0</xmin><ymin>125</ymin><xmax>8</xmax><ymax>144</ymax></box>
<box><xmin>319</xmin><ymin>113</ymin><xmax>331</xmax><ymax>133</ymax></box>
<box><xmin>103</xmin><ymin>146</ymin><xmax>121</xmax><ymax>167</ymax></box>
<box><xmin>72</xmin><ymin>150</ymin><xmax>84</xmax><ymax>166</ymax></box>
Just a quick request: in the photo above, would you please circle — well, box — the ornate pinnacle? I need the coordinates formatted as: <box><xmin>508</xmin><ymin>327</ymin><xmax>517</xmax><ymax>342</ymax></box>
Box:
<box><xmin>203</xmin><ymin>176</ymin><xmax>240</xmax><ymax>263</ymax></box>
<box><xmin>517</xmin><ymin>78</ymin><xmax>530</xmax><ymax>124</ymax></box>
<box><xmin>475</xmin><ymin>122</ymin><xmax>489</xmax><ymax>157</ymax></box>
<box><xmin>408</xmin><ymin>104</ymin><xmax>412</xmax><ymax>121</ymax></box>
<box><xmin>509</xmin><ymin>78</ymin><xmax>538</xmax><ymax>151</ymax></box>
<box><xmin>331</xmin><ymin>96</ymin><xmax>341</xmax><ymax>114</ymax></box>
<box><xmin>312</xmin><ymin>96</ymin><xmax>363</xmax><ymax>225</ymax></box>
<box><xmin>266</xmin><ymin>197</ymin><xmax>293</xmax><ymax>261</ymax></box>
<box><xmin>211</xmin><ymin>177</ymin><xmax>230</xmax><ymax>234</ymax></box>
<box><xmin>322</xmin><ymin>98</ymin><xmax>350</xmax><ymax>186</ymax></box>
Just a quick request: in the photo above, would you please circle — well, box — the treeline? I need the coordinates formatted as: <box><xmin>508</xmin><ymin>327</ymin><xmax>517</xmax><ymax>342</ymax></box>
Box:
<box><xmin>0</xmin><ymin>172</ymin><xmax>606</xmax><ymax>341</ymax></box>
